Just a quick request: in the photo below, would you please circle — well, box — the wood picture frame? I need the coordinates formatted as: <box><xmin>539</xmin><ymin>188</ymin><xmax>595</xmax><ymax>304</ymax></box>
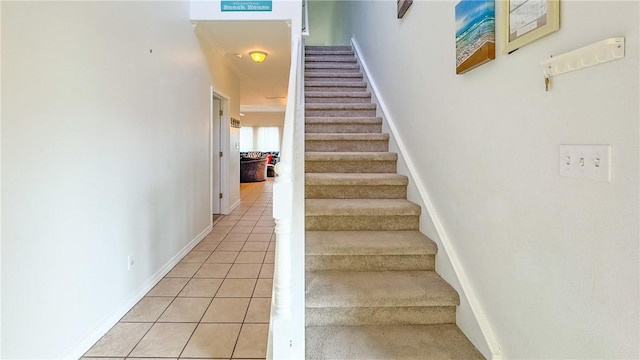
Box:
<box><xmin>500</xmin><ymin>0</ymin><xmax>560</xmax><ymax>54</ymax></box>
<box><xmin>397</xmin><ymin>0</ymin><xmax>413</xmax><ymax>19</ymax></box>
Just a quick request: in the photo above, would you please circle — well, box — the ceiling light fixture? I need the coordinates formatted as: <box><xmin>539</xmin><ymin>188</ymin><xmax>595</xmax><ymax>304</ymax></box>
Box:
<box><xmin>249</xmin><ymin>51</ymin><xmax>268</xmax><ymax>63</ymax></box>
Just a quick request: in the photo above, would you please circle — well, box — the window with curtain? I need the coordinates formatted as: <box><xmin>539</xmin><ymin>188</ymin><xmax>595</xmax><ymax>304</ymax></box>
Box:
<box><xmin>239</xmin><ymin>126</ymin><xmax>280</xmax><ymax>152</ymax></box>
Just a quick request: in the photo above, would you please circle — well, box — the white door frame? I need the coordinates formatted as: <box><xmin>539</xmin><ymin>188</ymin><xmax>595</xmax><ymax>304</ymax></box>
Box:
<box><xmin>211</xmin><ymin>88</ymin><xmax>231</xmax><ymax>214</ymax></box>
<box><xmin>212</xmin><ymin>93</ymin><xmax>222</xmax><ymax>215</ymax></box>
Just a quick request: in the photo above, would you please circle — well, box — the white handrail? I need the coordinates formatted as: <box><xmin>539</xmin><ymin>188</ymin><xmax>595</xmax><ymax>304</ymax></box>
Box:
<box><xmin>268</xmin><ymin>32</ymin><xmax>305</xmax><ymax>360</ymax></box>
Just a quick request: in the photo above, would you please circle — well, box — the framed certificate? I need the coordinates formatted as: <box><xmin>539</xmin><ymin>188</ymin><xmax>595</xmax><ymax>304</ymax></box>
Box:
<box><xmin>500</xmin><ymin>0</ymin><xmax>559</xmax><ymax>53</ymax></box>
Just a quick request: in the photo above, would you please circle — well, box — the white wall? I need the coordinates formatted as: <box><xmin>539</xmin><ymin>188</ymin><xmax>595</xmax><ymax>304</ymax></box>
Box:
<box><xmin>305</xmin><ymin>0</ymin><xmax>351</xmax><ymax>46</ymax></box>
<box><xmin>241</xmin><ymin>111</ymin><xmax>285</xmax><ymax>127</ymax></box>
<box><xmin>241</xmin><ymin>112</ymin><xmax>285</xmax><ymax>149</ymax></box>
<box><xmin>1</xmin><ymin>1</ymin><xmax>212</xmax><ymax>358</ymax></box>
<box><xmin>345</xmin><ymin>1</ymin><xmax>639</xmax><ymax>359</ymax></box>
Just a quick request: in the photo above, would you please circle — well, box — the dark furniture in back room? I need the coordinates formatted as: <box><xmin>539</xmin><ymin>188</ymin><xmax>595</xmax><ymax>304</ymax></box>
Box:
<box><xmin>240</xmin><ymin>156</ymin><xmax>268</xmax><ymax>182</ymax></box>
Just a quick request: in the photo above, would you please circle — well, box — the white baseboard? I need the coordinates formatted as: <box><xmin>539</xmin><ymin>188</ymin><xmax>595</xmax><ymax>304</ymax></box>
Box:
<box><xmin>350</xmin><ymin>37</ymin><xmax>502</xmax><ymax>359</ymax></box>
<box><xmin>228</xmin><ymin>199</ymin><xmax>241</xmax><ymax>214</ymax></box>
<box><xmin>62</xmin><ymin>224</ymin><xmax>213</xmax><ymax>359</ymax></box>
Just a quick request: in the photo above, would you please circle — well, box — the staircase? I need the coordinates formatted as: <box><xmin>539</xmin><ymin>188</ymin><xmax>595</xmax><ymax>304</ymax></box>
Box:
<box><xmin>304</xmin><ymin>46</ymin><xmax>484</xmax><ymax>359</ymax></box>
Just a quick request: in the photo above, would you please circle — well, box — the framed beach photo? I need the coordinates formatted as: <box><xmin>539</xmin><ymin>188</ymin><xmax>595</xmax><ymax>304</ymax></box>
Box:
<box><xmin>455</xmin><ymin>0</ymin><xmax>496</xmax><ymax>74</ymax></box>
<box><xmin>398</xmin><ymin>0</ymin><xmax>413</xmax><ymax>18</ymax></box>
<box><xmin>500</xmin><ymin>0</ymin><xmax>560</xmax><ymax>54</ymax></box>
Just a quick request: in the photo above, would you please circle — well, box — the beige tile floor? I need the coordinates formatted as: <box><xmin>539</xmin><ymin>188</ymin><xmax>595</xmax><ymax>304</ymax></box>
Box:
<box><xmin>84</xmin><ymin>180</ymin><xmax>275</xmax><ymax>360</ymax></box>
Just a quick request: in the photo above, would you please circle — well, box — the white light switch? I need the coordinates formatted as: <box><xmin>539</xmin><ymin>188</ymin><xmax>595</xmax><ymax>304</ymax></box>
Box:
<box><xmin>559</xmin><ymin>144</ymin><xmax>611</xmax><ymax>182</ymax></box>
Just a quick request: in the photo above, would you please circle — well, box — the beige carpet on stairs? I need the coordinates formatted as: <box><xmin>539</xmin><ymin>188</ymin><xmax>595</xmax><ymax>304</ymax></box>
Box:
<box><xmin>304</xmin><ymin>45</ymin><xmax>484</xmax><ymax>359</ymax></box>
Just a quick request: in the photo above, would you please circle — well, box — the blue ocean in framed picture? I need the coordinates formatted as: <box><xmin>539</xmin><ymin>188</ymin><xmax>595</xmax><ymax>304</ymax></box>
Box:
<box><xmin>455</xmin><ymin>0</ymin><xmax>495</xmax><ymax>74</ymax></box>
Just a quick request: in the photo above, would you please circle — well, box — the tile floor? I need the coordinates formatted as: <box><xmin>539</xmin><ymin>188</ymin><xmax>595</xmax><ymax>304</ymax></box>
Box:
<box><xmin>84</xmin><ymin>180</ymin><xmax>275</xmax><ymax>360</ymax></box>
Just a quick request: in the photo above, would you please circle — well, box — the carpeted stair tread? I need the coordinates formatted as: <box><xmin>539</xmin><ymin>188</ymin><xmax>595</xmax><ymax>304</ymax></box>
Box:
<box><xmin>305</xmin><ymin>105</ymin><xmax>377</xmax><ymax>117</ymax></box>
<box><xmin>305</xmin><ymin>155</ymin><xmax>397</xmax><ymax>173</ymax></box>
<box><xmin>306</xmin><ymin>45</ymin><xmax>352</xmax><ymax>51</ymax></box>
<box><xmin>306</xmin><ymin>98</ymin><xmax>372</xmax><ymax>105</ymax></box>
<box><xmin>305</xmin><ymin>92</ymin><xmax>372</xmax><ymax>104</ymax></box>
<box><xmin>306</xmin><ymin>231</ymin><xmax>436</xmax><ymax>256</ymax></box>
<box><xmin>306</xmin><ymin>133</ymin><xmax>388</xmax><ymax>141</ymax></box>
<box><xmin>305</xmin><ymin>50</ymin><xmax>354</xmax><ymax>56</ymax></box>
<box><xmin>305</xmin><ymin>80</ymin><xmax>366</xmax><ymax>87</ymax></box>
<box><xmin>305</xmin><ymin>324</ymin><xmax>484</xmax><ymax>359</ymax></box>
<box><xmin>306</xmin><ymin>270</ymin><xmax>458</xmax><ymax>307</ymax></box>
<box><xmin>306</xmin><ymin>103</ymin><xmax>375</xmax><ymax>110</ymax></box>
<box><xmin>306</xmin><ymin>84</ymin><xmax>367</xmax><ymax>93</ymax></box>
<box><xmin>305</xmin><ymin>173</ymin><xmax>407</xmax><ymax>186</ymax></box>
<box><xmin>305</xmin><ymin>72</ymin><xmax>363</xmax><ymax>79</ymax></box>
<box><xmin>306</xmin><ymin>198</ymin><xmax>420</xmax><ymax>216</ymax></box>
<box><xmin>305</xmin><ymin>173</ymin><xmax>408</xmax><ymax>199</ymax></box>
<box><xmin>305</xmin><ymin>151</ymin><xmax>396</xmax><ymax>161</ymax></box>
<box><xmin>306</xmin><ymin>55</ymin><xmax>358</xmax><ymax>63</ymax></box>
<box><xmin>305</xmin><ymin>117</ymin><xmax>383</xmax><ymax>134</ymax></box>
<box><xmin>305</xmin><ymin>63</ymin><xmax>360</xmax><ymax>70</ymax></box>
<box><xmin>306</xmin><ymin>116</ymin><xmax>382</xmax><ymax>125</ymax></box>
<box><xmin>304</xmin><ymin>80</ymin><xmax>367</xmax><ymax>87</ymax></box>
<box><xmin>305</xmin><ymin>91</ymin><xmax>371</xmax><ymax>98</ymax></box>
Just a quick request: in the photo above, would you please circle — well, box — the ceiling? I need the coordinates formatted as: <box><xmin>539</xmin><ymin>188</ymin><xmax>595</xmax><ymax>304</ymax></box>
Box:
<box><xmin>196</xmin><ymin>20</ymin><xmax>292</xmax><ymax>112</ymax></box>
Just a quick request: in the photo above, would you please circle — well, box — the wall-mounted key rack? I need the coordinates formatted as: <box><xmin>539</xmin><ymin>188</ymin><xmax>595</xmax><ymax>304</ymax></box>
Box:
<box><xmin>539</xmin><ymin>37</ymin><xmax>625</xmax><ymax>91</ymax></box>
<box><xmin>540</xmin><ymin>37</ymin><xmax>625</xmax><ymax>76</ymax></box>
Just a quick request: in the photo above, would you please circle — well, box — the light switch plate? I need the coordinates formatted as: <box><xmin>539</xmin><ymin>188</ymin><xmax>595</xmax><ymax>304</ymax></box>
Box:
<box><xmin>559</xmin><ymin>145</ymin><xmax>611</xmax><ymax>182</ymax></box>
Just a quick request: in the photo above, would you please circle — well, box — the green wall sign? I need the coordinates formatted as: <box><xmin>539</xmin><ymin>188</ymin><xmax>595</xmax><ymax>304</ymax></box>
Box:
<box><xmin>221</xmin><ymin>1</ymin><xmax>272</xmax><ymax>12</ymax></box>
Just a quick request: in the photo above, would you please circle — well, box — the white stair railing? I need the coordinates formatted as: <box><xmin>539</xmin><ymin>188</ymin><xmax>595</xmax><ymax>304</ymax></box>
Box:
<box><xmin>268</xmin><ymin>32</ymin><xmax>305</xmax><ymax>360</ymax></box>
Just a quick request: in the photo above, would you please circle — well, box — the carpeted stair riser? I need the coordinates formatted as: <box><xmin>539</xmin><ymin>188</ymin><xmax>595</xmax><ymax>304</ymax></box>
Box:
<box><xmin>306</xmin><ymin>215</ymin><xmax>419</xmax><ymax>231</ymax></box>
<box><xmin>305</xmin><ymin>50</ymin><xmax>355</xmax><ymax>56</ymax></box>
<box><xmin>305</xmin><ymin>83</ymin><xmax>367</xmax><ymax>93</ymax></box>
<box><xmin>306</xmin><ymin>133</ymin><xmax>387</xmax><ymax>148</ymax></box>
<box><xmin>306</xmin><ymin>254</ymin><xmax>433</xmax><ymax>271</ymax></box>
<box><xmin>305</xmin><ymin>86</ymin><xmax>367</xmax><ymax>94</ymax></box>
<box><xmin>305</xmin><ymin>63</ymin><xmax>360</xmax><ymax>71</ymax></box>
<box><xmin>305</xmin><ymin>72</ymin><xmax>363</xmax><ymax>82</ymax></box>
<box><xmin>306</xmin><ymin>306</ymin><xmax>455</xmax><ymax>326</ymax></box>
<box><xmin>305</xmin><ymin>230</ymin><xmax>436</xmax><ymax>251</ymax></box>
<box><xmin>306</xmin><ymin>45</ymin><xmax>353</xmax><ymax>51</ymax></box>
<box><xmin>306</xmin><ymin>103</ymin><xmax>375</xmax><ymax>115</ymax></box>
<box><xmin>305</xmin><ymin>160</ymin><xmax>396</xmax><ymax>173</ymax></box>
<box><xmin>306</xmin><ymin>92</ymin><xmax>372</xmax><ymax>104</ymax></box>
<box><xmin>305</xmin><ymin>141</ymin><xmax>388</xmax><ymax>152</ymax></box>
<box><xmin>306</xmin><ymin>184</ymin><xmax>405</xmax><ymax>199</ymax></box>
<box><xmin>305</xmin><ymin>140</ymin><xmax>388</xmax><ymax>152</ymax></box>
<box><xmin>305</xmin><ymin>110</ymin><xmax>377</xmax><ymax>118</ymax></box>
<box><xmin>305</xmin><ymin>123</ymin><xmax>382</xmax><ymax>133</ymax></box>
<box><xmin>306</xmin><ymin>56</ymin><xmax>358</xmax><ymax>63</ymax></box>
<box><xmin>305</xmin><ymin>117</ymin><xmax>382</xmax><ymax>134</ymax></box>
<box><xmin>305</xmin><ymin>153</ymin><xmax>397</xmax><ymax>173</ymax></box>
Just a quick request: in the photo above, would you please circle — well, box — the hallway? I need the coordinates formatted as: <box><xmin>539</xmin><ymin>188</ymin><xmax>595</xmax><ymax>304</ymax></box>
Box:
<box><xmin>83</xmin><ymin>180</ymin><xmax>275</xmax><ymax>359</ymax></box>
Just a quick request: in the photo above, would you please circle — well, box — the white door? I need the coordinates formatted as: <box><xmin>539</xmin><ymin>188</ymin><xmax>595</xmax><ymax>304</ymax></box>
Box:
<box><xmin>212</xmin><ymin>95</ymin><xmax>222</xmax><ymax>215</ymax></box>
